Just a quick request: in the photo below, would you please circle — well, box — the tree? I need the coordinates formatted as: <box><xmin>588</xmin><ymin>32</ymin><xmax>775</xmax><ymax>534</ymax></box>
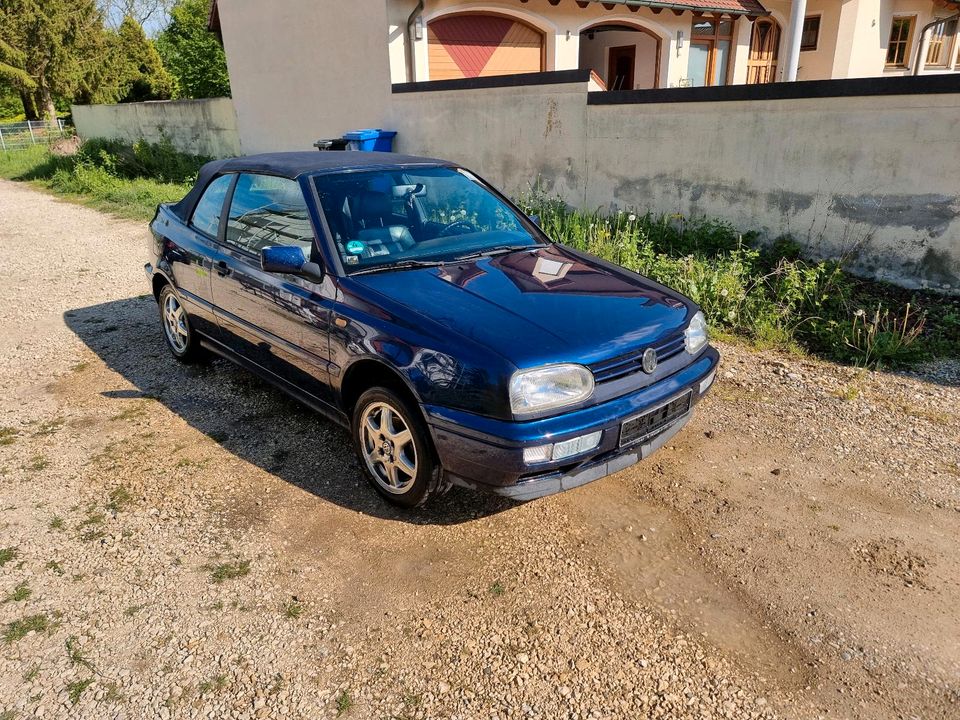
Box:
<box><xmin>156</xmin><ymin>0</ymin><xmax>230</xmax><ymax>98</ymax></box>
<box><xmin>112</xmin><ymin>15</ymin><xmax>174</xmax><ymax>101</ymax></box>
<box><xmin>100</xmin><ymin>0</ymin><xmax>172</xmax><ymax>29</ymax></box>
<box><xmin>0</xmin><ymin>0</ymin><xmax>110</xmax><ymax>122</ymax></box>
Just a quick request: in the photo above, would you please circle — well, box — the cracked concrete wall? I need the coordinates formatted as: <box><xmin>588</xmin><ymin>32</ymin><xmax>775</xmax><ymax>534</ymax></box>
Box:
<box><xmin>392</xmin><ymin>85</ymin><xmax>959</xmax><ymax>291</ymax></box>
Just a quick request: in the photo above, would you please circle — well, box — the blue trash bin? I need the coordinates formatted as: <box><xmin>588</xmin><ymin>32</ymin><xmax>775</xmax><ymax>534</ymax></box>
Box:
<box><xmin>344</xmin><ymin>129</ymin><xmax>397</xmax><ymax>152</ymax></box>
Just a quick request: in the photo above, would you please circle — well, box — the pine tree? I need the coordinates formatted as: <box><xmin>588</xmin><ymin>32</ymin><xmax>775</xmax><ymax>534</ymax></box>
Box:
<box><xmin>0</xmin><ymin>0</ymin><xmax>110</xmax><ymax>121</ymax></box>
<box><xmin>113</xmin><ymin>15</ymin><xmax>174</xmax><ymax>102</ymax></box>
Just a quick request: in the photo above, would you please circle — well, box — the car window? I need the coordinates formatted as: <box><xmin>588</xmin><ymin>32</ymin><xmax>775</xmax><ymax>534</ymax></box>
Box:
<box><xmin>224</xmin><ymin>174</ymin><xmax>314</xmax><ymax>255</ymax></box>
<box><xmin>313</xmin><ymin>167</ymin><xmax>539</xmax><ymax>272</ymax></box>
<box><xmin>190</xmin><ymin>174</ymin><xmax>233</xmax><ymax>238</ymax></box>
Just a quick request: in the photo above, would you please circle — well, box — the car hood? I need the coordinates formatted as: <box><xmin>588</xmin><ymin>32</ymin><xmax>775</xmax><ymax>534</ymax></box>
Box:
<box><xmin>351</xmin><ymin>244</ymin><xmax>694</xmax><ymax>368</ymax></box>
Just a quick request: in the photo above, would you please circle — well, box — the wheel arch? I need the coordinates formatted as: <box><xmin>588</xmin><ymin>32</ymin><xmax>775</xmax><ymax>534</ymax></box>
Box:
<box><xmin>339</xmin><ymin>358</ymin><xmax>423</xmax><ymax>420</ymax></box>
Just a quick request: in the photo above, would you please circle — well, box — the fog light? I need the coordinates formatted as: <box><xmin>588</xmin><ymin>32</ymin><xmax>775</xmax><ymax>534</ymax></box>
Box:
<box><xmin>523</xmin><ymin>445</ymin><xmax>553</xmax><ymax>464</ymax></box>
<box><xmin>699</xmin><ymin>370</ymin><xmax>716</xmax><ymax>395</ymax></box>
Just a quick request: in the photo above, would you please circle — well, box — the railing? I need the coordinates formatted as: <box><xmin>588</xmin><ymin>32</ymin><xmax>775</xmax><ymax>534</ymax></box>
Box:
<box><xmin>0</xmin><ymin>119</ymin><xmax>70</xmax><ymax>150</ymax></box>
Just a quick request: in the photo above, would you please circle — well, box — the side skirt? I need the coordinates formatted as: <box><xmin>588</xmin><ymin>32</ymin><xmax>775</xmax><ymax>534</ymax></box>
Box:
<box><xmin>198</xmin><ymin>334</ymin><xmax>350</xmax><ymax>430</ymax></box>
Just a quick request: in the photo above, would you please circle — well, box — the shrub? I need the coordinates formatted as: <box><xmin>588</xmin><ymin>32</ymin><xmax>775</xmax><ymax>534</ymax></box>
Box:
<box><xmin>518</xmin><ymin>187</ymin><xmax>951</xmax><ymax>368</ymax></box>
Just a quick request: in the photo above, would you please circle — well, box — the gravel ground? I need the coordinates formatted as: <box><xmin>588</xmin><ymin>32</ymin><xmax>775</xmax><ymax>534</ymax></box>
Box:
<box><xmin>0</xmin><ymin>180</ymin><xmax>957</xmax><ymax>719</ymax></box>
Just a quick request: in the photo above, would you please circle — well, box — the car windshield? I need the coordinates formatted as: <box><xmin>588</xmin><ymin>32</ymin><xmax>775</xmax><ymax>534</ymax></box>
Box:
<box><xmin>312</xmin><ymin>166</ymin><xmax>543</xmax><ymax>273</ymax></box>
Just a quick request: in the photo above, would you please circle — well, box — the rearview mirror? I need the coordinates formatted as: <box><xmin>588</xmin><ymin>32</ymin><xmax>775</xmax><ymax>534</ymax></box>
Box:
<box><xmin>261</xmin><ymin>246</ymin><xmax>324</xmax><ymax>281</ymax></box>
<box><xmin>528</xmin><ymin>214</ymin><xmax>541</xmax><ymax>227</ymax></box>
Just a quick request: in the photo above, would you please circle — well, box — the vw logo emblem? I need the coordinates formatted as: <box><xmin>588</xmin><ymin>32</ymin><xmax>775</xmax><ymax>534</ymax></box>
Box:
<box><xmin>642</xmin><ymin>348</ymin><xmax>658</xmax><ymax>374</ymax></box>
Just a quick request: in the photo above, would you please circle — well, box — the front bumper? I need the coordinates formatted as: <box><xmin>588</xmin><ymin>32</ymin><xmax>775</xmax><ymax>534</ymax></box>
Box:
<box><xmin>425</xmin><ymin>346</ymin><xmax>719</xmax><ymax>500</ymax></box>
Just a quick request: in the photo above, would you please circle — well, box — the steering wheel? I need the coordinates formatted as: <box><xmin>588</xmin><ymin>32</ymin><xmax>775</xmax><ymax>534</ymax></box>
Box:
<box><xmin>438</xmin><ymin>220</ymin><xmax>478</xmax><ymax>237</ymax></box>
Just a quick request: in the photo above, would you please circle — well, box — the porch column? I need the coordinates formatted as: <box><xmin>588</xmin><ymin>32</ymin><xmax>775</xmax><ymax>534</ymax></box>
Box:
<box><xmin>783</xmin><ymin>0</ymin><xmax>808</xmax><ymax>81</ymax></box>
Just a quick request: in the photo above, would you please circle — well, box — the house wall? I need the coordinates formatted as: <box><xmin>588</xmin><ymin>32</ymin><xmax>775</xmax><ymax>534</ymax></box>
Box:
<box><xmin>392</xmin><ymin>0</ymin><xmax>706</xmax><ymax>87</ymax></box>
<box><xmin>579</xmin><ymin>29</ymin><xmax>660</xmax><ymax>90</ymax></box>
<box><xmin>390</xmin><ymin>79</ymin><xmax>960</xmax><ymax>290</ymax></box>
<box><xmin>71</xmin><ymin>98</ymin><xmax>241</xmax><ymax>158</ymax></box>
<box><xmin>216</xmin><ymin>0</ymin><xmax>393</xmax><ymax>154</ymax></box>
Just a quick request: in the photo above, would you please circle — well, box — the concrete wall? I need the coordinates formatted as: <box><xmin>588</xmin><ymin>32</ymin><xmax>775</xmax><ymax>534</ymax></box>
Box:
<box><xmin>389</xmin><ymin>79</ymin><xmax>960</xmax><ymax>290</ymax></box>
<box><xmin>71</xmin><ymin>98</ymin><xmax>241</xmax><ymax>158</ymax></box>
<box><xmin>217</xmin><ymin>0</ymin><xmax>393</xmax><ymax>153</ymax></box>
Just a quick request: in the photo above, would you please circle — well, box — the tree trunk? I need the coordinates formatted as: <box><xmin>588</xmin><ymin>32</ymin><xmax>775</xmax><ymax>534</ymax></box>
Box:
<box><xmin>19</xmin><ymin>90</ymin><xmax>39</xmax><ymax>121</ymax></box>
<box><xmin>38</xmin><ymin>82</ymin><xmax>56</xmax><ymax>126</ymax></box>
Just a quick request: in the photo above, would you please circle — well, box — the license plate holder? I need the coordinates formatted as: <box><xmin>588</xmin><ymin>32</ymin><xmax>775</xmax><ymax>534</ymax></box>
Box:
<box><xmin>619</xmin><ymin>391</ymin><xmax>692</xmax><ymax>448</ymax></box>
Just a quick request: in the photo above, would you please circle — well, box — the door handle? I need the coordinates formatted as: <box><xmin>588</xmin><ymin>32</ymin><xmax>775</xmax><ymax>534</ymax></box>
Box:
<box><xmin>215</xmin><ymin>261</ymin><xmax>231</xmax><ymax>277</ymax></box>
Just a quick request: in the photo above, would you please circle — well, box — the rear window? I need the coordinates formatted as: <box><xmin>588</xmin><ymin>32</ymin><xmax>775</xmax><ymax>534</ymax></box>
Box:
<box><xmin>190</xmin><ymin>174</ymin><xmax>232</xmax><ymax>238</ymax></box>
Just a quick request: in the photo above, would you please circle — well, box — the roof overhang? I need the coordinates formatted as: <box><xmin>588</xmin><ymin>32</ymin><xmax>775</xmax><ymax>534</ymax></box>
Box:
<box><xmin>208</xmin><ymin>0</ymin><xmax>222</xmax><ymax>41</ymax></box>
<box><xmin>566</xmin><ymin>0</ymin><xmax>769</xmax><ymax>17</ymax></box>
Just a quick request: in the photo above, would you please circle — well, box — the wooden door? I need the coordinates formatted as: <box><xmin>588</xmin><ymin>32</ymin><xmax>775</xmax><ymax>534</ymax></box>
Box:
<box><xmin>607</xmin><ymin>45</ymin><xmax>636</xmax><ymax>90</ymax></box>
<box><xmin>747</xmin><ymin>18</ymin><xmax>781</xmax><ymax>84</ymax></box>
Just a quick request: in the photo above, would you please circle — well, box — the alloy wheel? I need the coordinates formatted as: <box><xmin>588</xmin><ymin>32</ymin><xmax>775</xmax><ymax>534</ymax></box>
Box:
<box><xmin>359</xmin><ymin>401</ymin><xmax>418</xmax><ymax>494</ymax></box>
<box><xmin>162</xmin><ymin>292</ymin><xmax>189</xmax><ymax>354</ymax></box>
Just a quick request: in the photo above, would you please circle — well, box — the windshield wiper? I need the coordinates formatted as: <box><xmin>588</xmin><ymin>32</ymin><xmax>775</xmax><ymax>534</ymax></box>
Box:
<box><xmin>452</xmin><ymin>245</ymin><xmax>541</xmax><ymax>262</ymax></box>
<box><xmin>350</xmin><ymin>259</ymin><xmax>446</xmax><ymax>276</ymax></box>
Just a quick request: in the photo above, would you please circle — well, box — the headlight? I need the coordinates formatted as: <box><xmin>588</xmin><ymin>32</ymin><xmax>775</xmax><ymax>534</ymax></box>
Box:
<box><xmin>684</xmin><ymin>311</ymin><xmax>708</xmax><ymax>355</ymax></box>
<box><xmin>509</xmin><ymin>364</ymin><xmax>594</xmax><ymax>415</ymax></box>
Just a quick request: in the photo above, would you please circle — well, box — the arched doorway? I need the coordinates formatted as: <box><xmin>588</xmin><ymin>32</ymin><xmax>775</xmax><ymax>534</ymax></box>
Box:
<box><xmin>579</xmin><ymin>24</ymin><xmax>661</xmax><ymax>90</ymax></box>
<box><xmin>746</xmin><ymin>18</ymin><xmax>781</xmax><ymax>84</ymax></box>
<box><xmin>427</xmin><ymin>13</ymin><xmax>545</xmax><ymax>80</ymax></box>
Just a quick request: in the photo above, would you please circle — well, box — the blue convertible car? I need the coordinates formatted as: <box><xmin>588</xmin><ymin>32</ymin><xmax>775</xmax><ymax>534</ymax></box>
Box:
<box><xmin>147</xmin><ymin>152</ymin><xmax>719</xmax><ymax>507</ymax></box>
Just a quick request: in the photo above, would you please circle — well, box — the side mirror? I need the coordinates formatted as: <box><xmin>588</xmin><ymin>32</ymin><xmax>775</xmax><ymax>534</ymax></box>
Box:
<box><xmin>261</xmin><ymin>246</ymin><xmax>324</xmax><ymax>282</ymax></box>
<box><xmin>528</xmin><ymin>214</ymin><xmax>541</xmax><ymax>227</ymax></box>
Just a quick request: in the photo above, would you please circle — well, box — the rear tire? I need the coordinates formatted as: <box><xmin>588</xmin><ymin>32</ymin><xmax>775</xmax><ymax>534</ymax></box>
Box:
<box><xmin>157</xmin><ymin>284</ymin><xmax>205</xmax><ymax>363</ymax></box>
<box><xmin>352</xmin><ymin>387</ymin><xmax>447</xmax><ymax>508</ymax></box>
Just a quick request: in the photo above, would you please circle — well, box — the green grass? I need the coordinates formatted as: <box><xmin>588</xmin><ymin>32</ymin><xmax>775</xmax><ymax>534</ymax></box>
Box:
<box><xmin>205</xmin><ymin>559</ymin><xmax>251</xmax><ymax>584</ymax></box>
<box><xmin>0</xmin><ymin>138</ymin><xmax>206</xmax><ymax>222</ymax></box>
<box><xmin>0</xmin><ymin>427</ymin><xmax>17</xmax><ymax>446</ymax></box>
<box><xmin>0</xmin><ymin>547</ymin><xmax>17</xmax><ymax>567</ymax></box>
<box><xmin>3</xmin><ymin>582</ymin><xmax>31</xmax><ymax>603</ymax></box>
<box><xmin>283</xmin><ymin>599</ymin><xmax>304</xmax><ymax>620</ymax></box>
<box><xmin>3</xmin><ymin>614</ymin><xmax>53</xmax><ymax>643</ymax></box>
<box><xmin>67</xmin><ymin>677</ymin><xmax>93</xmax><ymax>704</ymax></box>
<box><xmin>335</xmin><ymin>689</ymin><xmax>352</xmax><ymax>716</ymax></box>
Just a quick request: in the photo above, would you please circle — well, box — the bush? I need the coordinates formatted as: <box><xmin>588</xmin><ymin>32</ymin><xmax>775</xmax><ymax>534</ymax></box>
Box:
<box><xmin>518</xmin><ymin>187</ymin><xmax>956</xmax><ymax>368</ymax></box>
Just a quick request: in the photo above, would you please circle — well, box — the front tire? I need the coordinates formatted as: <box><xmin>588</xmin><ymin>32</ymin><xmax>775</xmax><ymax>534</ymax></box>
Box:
<box><xmin>157</xmin><ymin>285</ymin><xmax>205</xmax><ymax>363</ymax></box>
<box><xmin>352</xmin><ymin>387</ymin><xmax>446</xmax><ymax>508</ymax></box>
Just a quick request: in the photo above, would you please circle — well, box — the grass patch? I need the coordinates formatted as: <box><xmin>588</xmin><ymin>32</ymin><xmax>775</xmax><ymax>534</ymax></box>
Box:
<box><xmin>33</xmin><ymin>418</ymin><xmax>64</xmax><ymax>436</ymax></box>
<box><xmin>66</xmin><ymin>635</ymin><xmax>95</xmax><ymax>672</ymax></box>
<box><xmin>0</xmin><ymin>427</ymin><xmax>18</xmax><ymax>446</ymax></box>
<box><xmin>106</xmin><ymin>486</ymin><xmax>133</xmax><ymax>513</ymax></box>
<box><xmin>519</xmin><ymin>190</ymin><xmax>960</xmax><ymax>369</ymax></box>
<box><xmin>123</xmin><ymin>604</ymin><xmax>145</xmax><ymax>617</ymax></box>
<box><xmin>489</xmin><ymin>580</ymin><xmax>506</xmax><ymax>597</ymax></box>
<box><xmin>45</xmin><ymin>560</ymin><xmax>65</xmax><ymax>576</ymax></box>
<box><xmin>335</xmin><ymin>689</ymin><xmax>352</xmax><ymax>716</ymax></box>
<box><xmin>26</xmin><ymin>455</ymin><xmax>49</xmax><ymax>472</ymax></box>
<box><xmin>0</xmin><ymin>547</ymin><xmax>17</xmax><ymax>566</ymax></box>
<box><xmin>3</xmin><ymin>582</ymin><xmax>31</xmax><ymax>603</ymax></box>
<box><xmin>49</xmin><ymin>515</ymin><xmax>65</xmax><ymax>531</ymax></box>
<box><xmin>67</xmin><ymin>677</ymin><xmax>93</xmax><ymax>705</ymax></box>
<box><xmin>0</xmin><ymin>138</ymin><xmax>207</xmax><ymax>222</ymax></box>
<box><xmin>283</xmin><ymin>599</ymin><xmax>304</xmax><ymax>620</ymax></box>
<box><xmin>3</xmin><ymin>613</ymin><xmax>53</xmax><ymax>643</ymax></box>
<box><xmin>198</xmin><ymin>674</ymin><xmax>228</xmax><ymax>694</ymax></box>
<box><xmin>204</xmin><ymin>559</ymin><xmax>251</xmax><ymax>584</ymax></box>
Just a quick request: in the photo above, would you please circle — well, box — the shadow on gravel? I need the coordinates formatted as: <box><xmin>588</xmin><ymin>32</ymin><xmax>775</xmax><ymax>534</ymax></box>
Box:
<box><xmin>64</xmin><ymin>296</ymin><xmax>515</xmax><ymax>526</ymax></box>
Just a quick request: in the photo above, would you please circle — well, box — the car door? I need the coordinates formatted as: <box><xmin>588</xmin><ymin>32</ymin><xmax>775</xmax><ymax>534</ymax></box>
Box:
<box><xmin>166</xmin><ymin>173</ymin><xmax>234</xmax><ymax>338</ymax></box>
<box><xmin>209</xmin><ymin>172</ymin><xmax>335</xmax><ymax>403</ymax></box>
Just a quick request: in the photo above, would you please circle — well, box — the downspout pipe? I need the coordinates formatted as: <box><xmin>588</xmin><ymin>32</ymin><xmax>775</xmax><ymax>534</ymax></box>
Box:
<box><xmin>913</xmin><ymin>12</ymin><xmax>960</xmax><ymax>76</ymax></box>
<box><xmin>405</xmin><ymin>0</ymin><xmax>425</xmax><ymax>83</ymax></box>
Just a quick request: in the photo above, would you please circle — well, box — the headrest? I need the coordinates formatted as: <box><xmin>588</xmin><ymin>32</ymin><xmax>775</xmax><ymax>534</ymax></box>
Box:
<box><xmin>356</xmin><ymin>191</ymin><xmax>392</xmax><ymax>221</ymax></box>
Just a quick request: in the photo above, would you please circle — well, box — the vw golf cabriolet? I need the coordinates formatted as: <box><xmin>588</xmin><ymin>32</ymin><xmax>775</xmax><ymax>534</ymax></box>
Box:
<box><xmin>147</xmin><ymin>152</ymin><xmax>718</xmax><ymax>507</ymax></box>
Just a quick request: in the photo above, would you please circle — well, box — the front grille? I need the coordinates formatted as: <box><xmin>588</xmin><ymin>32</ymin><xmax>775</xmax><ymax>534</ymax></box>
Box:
<box><xmin>619</xmin><ymin>391</ymin><xmax>691</xmax><ymax>448</ymax></box>
<box><xmin>590</xmin><ymin>332</ymin><xmax>685</xmax><ymax>384</ymax></box>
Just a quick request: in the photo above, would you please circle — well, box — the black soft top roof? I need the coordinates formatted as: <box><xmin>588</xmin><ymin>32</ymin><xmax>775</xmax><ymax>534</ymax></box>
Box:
<box><xmin>170</xmin><ymin>151</ymin><xmax>450</xmax><ymax>222</ymax></box>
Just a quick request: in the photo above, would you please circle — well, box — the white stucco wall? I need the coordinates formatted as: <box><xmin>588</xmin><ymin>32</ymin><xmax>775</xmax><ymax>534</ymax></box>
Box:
<box><xmin>71</xmin><ymin>98</ymin><xmax>241</xmax><ymax>158</ymax></box>
<box><xmin>389</xmin><ymin>82</ymin><xmax>960</xmax><ymax>290</ymax></box>
<box><xmin>216</xmin><ymin>0</ymin><xmax>393</xmax><ymax>153</ymax></box>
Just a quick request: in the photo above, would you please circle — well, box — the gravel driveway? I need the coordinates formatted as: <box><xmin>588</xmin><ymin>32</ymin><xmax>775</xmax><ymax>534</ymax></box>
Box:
<box><xmin>0</xmin><ymin>179</ymin><xmax>957</xmax><ymax>719</ymax></box>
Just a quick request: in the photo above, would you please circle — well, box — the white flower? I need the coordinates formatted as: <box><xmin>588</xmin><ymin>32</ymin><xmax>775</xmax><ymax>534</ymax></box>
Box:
<box><xmin>854</xmin><ymin>309</ymin><xmax>865</xmax><ymax>317</ymax></box>
<box><xmin>628</xmin><ymin>214</ymin><xmax>637</xmax><ymax>221</ymax></box>
<box><xmin>720</xmin><ymin>288</ymin><xmax>729</xmax><ymax>297</ymax></box>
